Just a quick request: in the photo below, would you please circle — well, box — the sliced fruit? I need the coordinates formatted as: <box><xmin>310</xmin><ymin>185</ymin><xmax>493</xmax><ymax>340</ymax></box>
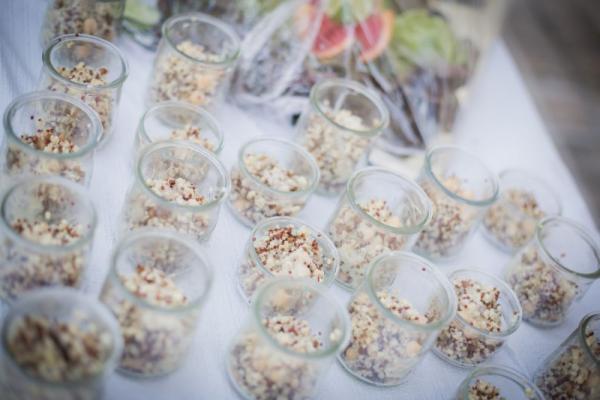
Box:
<box><xmin>355</xmin><ymin>10</ymin><xmax>394</xmax><ymax>62</ymax></box>
<box><xmin>311</xmin><ymin>14</ymin><xmax>354</xmax><ymax>60</ymax></box>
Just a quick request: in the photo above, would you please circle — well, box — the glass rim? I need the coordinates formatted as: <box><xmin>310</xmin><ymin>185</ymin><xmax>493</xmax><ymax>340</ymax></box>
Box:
<box><xmin>162</xmin><ymin>12</ymin><xmax>241</xmax><ymax>69</ymax></box>
<box><xmin>1</xmin><ymin>287</ymin><xmax>123</xmax><ymax>388</ymax></box>
<box><xmin>309</xmin><ymin>78</ymin><xmax>390</xmax><ymax>137</ymax></box>
<box><xmin>424</xmin><ymin>146</ymin><xmax>499</xmax><ymax>207</ymax></box>
<box><xmin>246</xmin><ymin>216</ymin><xmax>340</xmax><ymax>288</ymax></box>
<box><xmin>43</xmin><ymin>34</ymin><xmax>129</xmax><ymax>90</ymax></box>
<box><xmin>499</xmin><ymin>168</ymin><xmax>562</xmax><ymax>216</ymax></box>
<box><xmin>579</xmin><ymin>312</ymin><xmax>600</xmax><ymax>366</ymax></box>
<box><xmin>457</xmin><ymin>365</ymin><xmax>545</xmax><ymax>400</ymax></box>
<box><xmin>365</xmin><ymin>251</ymin><xmax>457</xmax><ymax>331</ymax></box>
<box><xmin>448</xmin><ymin>269</ymin><xmax>523</xmax><ymax>338</ymax></box>
<box><xmin>3</xmin><ymin>91</ymin><xmax>102</xmax><ymax>159</ymax></box>
<box><xmin>237</xmin><ymin>137</ymin><xmax>320</xmax><ymax>198</ymax></box>
<box><xmin>251</xmin><ymin>277</ymin><xmax>351</xmax><ymax>360</ymax></box>
<box><xmin>535</xmin><ymin>216</ymin><xmax>600</xmax><ymax>279</ymax></box>
<box><xmin>135</xmin><ymin>140</ymin><xmax>231</xmax><ymax>212</ymax></box>
<box><xmin>346</xmin><ymin>167</ymin><xmax>433</xmax><ymax>235</ymax></box>
<box><xmin>138</xmin><ymin>100</ymin><xmax>224</xmax><ymax>154</ymax></box>
<box><xmin>107</xmin><ymin>229</ymin><xmax>214</xmax><ymax>314</ymax></box>
<box><xmin>0</xmin><ymin>176</ymin><xmax>97</xmax><ymax>253</ymax></box>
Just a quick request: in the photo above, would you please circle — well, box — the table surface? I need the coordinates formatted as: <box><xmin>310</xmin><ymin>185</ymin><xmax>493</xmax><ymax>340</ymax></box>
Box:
<box><xmin>1</xmin><ymin>1</ymin><xmax>599</xmax><ymax>399</ymax></box>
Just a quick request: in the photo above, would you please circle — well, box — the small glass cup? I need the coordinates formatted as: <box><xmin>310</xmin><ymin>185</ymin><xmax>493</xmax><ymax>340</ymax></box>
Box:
<box><xmin>433</xmin><ymin>269</ymin><xmax>522</xmax><ymax>367</ymax></box>
<box><xmin>121</xmin><ymin>140</ymin><xmax>230</xmax><ymax>242</ymax></box>
<box><xmin>135</xmin><ymin>101</ymin><xmax>224</xmax><ymax>155</ymax></box>
<box><xmin>534</xmin><ymin>312</ymin><xmax>600</xmax><ymax>399</ymax></box>
<box><xmin>483</xmin><ymin>169</ymin><xmax>561</xmax><ymax>253</ymax></box>
<box><xmin>2</xmin><ymin>91</ymin><xmax>101</xmax><ymax>185</ymax></box>
<box><xmin>0</xmin><ymin>176</ymin><xmax>96</xmax><ymax>301</ymax></box>
<box><xmin>41</xmin><ymin>0</ymin><xmax>125</xmax><ymax>47</ymax></box>
<box><xmin>227</xmin><ymin>278</ymin><xmax>350</xmax><ymax>400</ymax></box>
<box><xmin>39</xmin><ymin>33</ymin><xmax>128</xmax><ymax>144</ymax></box>
<box><xmin>456</xmin><ymin>365</ymin><xmax>545</xmax><ymax>400</ymax></box>
<box><xmin>148</xmin><ymin>12</ymin><xmax>241</xmax><ymax>108</ymax></box>
<box><xmin>237</xmin><ymin>216</ymin><xmax>339</xmax><ymax>303</ymax></box>
<box><xmin>228</xmin><ymin>137</ymin><xmax>320</xmax><ymax>227</ymax></box>
<box><xmin>296</xmin><ymin>78</ymin><xmax>389</xmax><ymax>195</ymax></box>
<box><xmin>338</xmin><ymin>251</ymin><xmax>456</xmax><ymax>386</ymax></box>
<box><xmin>326</xmin><ymin>167</ymin><xmax>432</xmax><ymax>290</ymax></box>
<box><xmin>100</xmin><ymin>230</ymin><xmax>213</xmax><ymax>377</ymax></box>
<box><xmin>414</xmin><ymin>146</ymin><xmax>499</xmax><ymax>260</ymax></box>
<box><xmin>505</xmin><ymin>216</ymin><xmax>600</xmax><ymax>327</ymax></box>
<box><xmin>0</xmin><ymin>288</ymin><xmax>122</xmax><ymax>400</ymax></box>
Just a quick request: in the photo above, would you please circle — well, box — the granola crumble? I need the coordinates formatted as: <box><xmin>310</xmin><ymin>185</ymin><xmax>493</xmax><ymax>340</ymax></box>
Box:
<box><xmin>468</xmin><ymin>379</ymin><xmax>505</xmax><ymax>400</ymax></box>
<box><xmin>169</xmin><ymin>125</ymin><xmax>215</xmax><ymax>152</ymax></box>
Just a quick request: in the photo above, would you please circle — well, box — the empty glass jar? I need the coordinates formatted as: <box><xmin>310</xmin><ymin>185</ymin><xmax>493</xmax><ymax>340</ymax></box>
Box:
<box><xmin>0</xmin><ymin>287</ymin><xmax>122</xmax><ymax>400</ymax></box>
<box><xmin>327</xmin><ymin>167</ymin><xmax>432</xmax><ymax>290</ymax></box>
<box><xmin>534</xmin><ymin>312</ymin><xmax>600</xmax><ymax>400</ymax></box>
<box><xmin>148</xmin><ymin>12</ymin><xmax>241</xmax><ymax>108</ymax></box>
<box><xmin>237</xmin><ymin>216</ymin><xmax>339</xmax><ymax>303</ymax></box>
<box><xmin>414</xmin><ymin>146</ymin><xmax>499</xmax><ymax>260</ymax></box>
<box><xmin>338</xmin><ymin>251</ymin><xmax>456</xmax><ymax>386</ymax></box>
<box><xmin>0</xmin><ymin>176</ymin><xmax>97</xmax><ymax>301</ymax></box>
<box><xmin>434</xmin><ymin>269</ymin><xmax>522</xmax><ymax>367</ymax></box>
<box><xmin>483</xmin><ymin>169</ymin><xmax>561</xmax><ymax>253</ymax></box>
<box><xmin>227</xmin><ymin>278</ymin><xmax>350</xmax><ymax>400</ymax></box>
<box><xmin>135</xmin><ymin>101</ymin><xmax>223</xmax><ymax>154</ymax></box>
<box><xmin>228</xmin><ymin>137</ymin><xmax>319</xmax><ymax>227</ymax></box>
<box><xmin>100</xmin><ymin>230</ymin><xmax>213</xmax><ymax>377</ymax></box>
<box><xmin>505</xmin><ymin>216</ymin><xmax>600</xmax><ymax>327</ymax></box>
<box><xmin>39</xmin><ymin>34</ymin><xmax>128</xmax><ymax>143</ymax></box>
<box><xmin>456</xmin><ymin>365</ymin><xmax>545</xmax><ymax>400</ymax></box>
<box><xmin>2</xmin><ymin>91</ymin><xmax>101</xmax><ymax>185</ymax></box>
<box><xmin>296</xmin><ymin>78</ymin><xmax>389</xmax><ymax>195</ymax></box>
<box><xmin>121</xmin><ymin>140</ymin><xmax>230</xmax><ymax>242</ymax></box>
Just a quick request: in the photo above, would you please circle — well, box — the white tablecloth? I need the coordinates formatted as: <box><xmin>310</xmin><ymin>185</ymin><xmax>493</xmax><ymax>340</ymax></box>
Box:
<box><xmin>1</xmin><ymin>1</ymin><xmax>599</xmax><ymax>399</ymax></box>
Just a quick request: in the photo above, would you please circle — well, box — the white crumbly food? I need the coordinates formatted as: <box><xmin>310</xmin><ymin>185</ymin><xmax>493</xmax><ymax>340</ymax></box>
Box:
<box><xmin>229</xmin><ymin>315</ymin><xmax>342</xmax><ymax>400</ymax></box>
<box><xmin>238</xmin><ymin>225</ymin><xmax>332</xmax><ymax>301</ymax></box>
<box><xmin>328</xmin><ymin>199</ymin><xmax>416</xmax><ymax>289</ymax></box>
<box><xmin>101</xmin><ymin>265</ymin><xmax>194</xmax><ymax>376</ymax></box>
<box><xmin>484</xmin><ymin>189</ymin><xmax>546</xmax><ymax>250</ymax></box>
<box><xmin>340</xmin><ymin>291</ymin><xmax>431</xmax><ymax>385</ymax></box>
<box><xmin>169</xmin><ymin>125</ymin><xmax>215</xmax><ymax>152</ymax></box>
<box><xmin>151</xmin><ymin>40</ymin><xmax>227</xmax><ymax>107</ymax></box>
<box><xmin>467</xmin><ymin>379</ymin><xmax>506</xmax><ymax>400</ymax></box>
<box><xmin>230</xmin><ymin>153</ymin><xmax>310</xmax><ymax>225</ymax></box>
<box><xmin>506</xmin><ymin>246</ymin><xmax>578</xmax><ymax>326</ymax></box>
<box><xmin>301</xmin><ymin>103</ymin><xmax>372</xmax><ymax>193</ymax></box>
<box><xmin>435</xmin><ymin>278</ymin><xmax>510</xmax><ymax>366</ymax></box>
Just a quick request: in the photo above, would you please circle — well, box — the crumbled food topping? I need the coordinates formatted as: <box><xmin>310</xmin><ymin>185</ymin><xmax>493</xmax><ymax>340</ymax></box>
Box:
<box><xmin>57</xmin><ymin>62</ymin><xmax>109</xmax><ymax>86</ymax></box>
<box><xmin>484</xmin><ymin>189</ymin><xmax>546</xmax><ymax>250</ymax></box>
<box><xmin>169</xmin><ymin>125</ymin><xmax>215</xmax><ymax>151</ymax></box>
<box><xmin>119</xmin><ymin>265</ymin><xmax>188</xmax><ymax>308</ymax></box>
<box><xmin>146</xmin><ymin>177</ymin><xmax>206</xmax><ymax>206</ymax></box>
<box><xmin>262</xmin><ymin>316</ymin><xmax>323</xmax><ymax>354</ymax></box>
<box><xmin>20</xmin><ymin>116</ymin><xmax>80</xmax><ymax>154</ymax></box>
<box><xmin>244</xmin><ymin>153</ymin><xmax>309</xmax><ymax>192</ymax></box>
<box><xmin>6</xmin><ymin>314</ymin><xmax>113</xmax><ymax>383</ymax></box>
<box><xmin>468</xmin><ymin>379</ymin><xmax>505</xmax><ymax>400</ymax></box>
<box><xmin>11</xmin><ymin>216</ymin><xmax>82</xmax><ymax>246</ymax></box>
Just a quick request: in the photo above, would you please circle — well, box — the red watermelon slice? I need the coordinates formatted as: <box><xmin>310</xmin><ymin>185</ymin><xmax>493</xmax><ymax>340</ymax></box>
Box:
<box><xmin>355</xmin><ymin>10</ymin><xmax>394</xmax><ymax>62</ymax></box>
<box><xmin>312</xmin><ymin>13</ymin><xmax>354</xmax><ymax>60</ymax></box>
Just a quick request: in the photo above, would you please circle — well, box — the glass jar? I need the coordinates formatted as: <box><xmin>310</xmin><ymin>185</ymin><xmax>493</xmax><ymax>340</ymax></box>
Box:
<box><xmin>534</xmin><ymin>312</ymin><xmax>600</xmax><ymax>400</ymax></box>
<box><xmin>433</xmin><ymin>269</ymin><xmax>522</xmax><ymax>367</ymax></box>
<box><xmin>456</xmin><ymin>365</ymin><xmax>545</xmax><ymax>400</ymax></box>
<box><xmin>338</xmin><ymin>251</ymin><xmax>456</xmax><ymax>386</ymax></box>
<box><xmin>0</xmin><ymin>288</ymin><xmax>122</xmax><ymax>400</ymax></box>
<box><xmin>100</xmin><ymin>230</ymin><xmax>213</xmax><ymax>377</ymax></box>
<box><xmin>505</xmin><ymin>216</ymin><xmax>600</xmax><ymax>327</ymax></box>
<box><xmin>237</xmin><ymin>216</ymin><xmax>339</xmax><ymax>303</ymax></box>
<box><xmin>326</xmin><ymin>167</ymin><xmax>432</xmax><ymax>290</ymax></box>
<box><xmin>229</xmin><ymin>137</ymin><xmax>319</xmax><ymax>227</ymax></box>
<box><xmin>296</xmin><ymin>78</ymin><xmax>389</xmax><ymax>195</ymax></box>
<box><xmin>39</xmin><ymin>34</ymin><xmax>128</xmax><ymax>144</ymax></box>
<box><xmin>135</xmin><ymin>100</ymin><xmax>223</xmax><ymax>155</ymax></box>
<box><xmin>148</xmin><ymin>12</ymin><xmax>241</xmax><ymax>108</ymax></box>
<box><xmin>0</xmin><ymin>176</ymin><xmax>96</xmax><ymax>301</ymax></box>
<box><xmin>227</xmin><ymin>278</ymin><xmax>350</xmax><ymax>400</ymax></box>
<box><xmin>2</xmin><ymin>91</ymin><xmax>101</xmax><ymax>185</ymax></box>
<box><xmin>414</xmin><ymin>146</ymin><xmax>499</xmax><ymax>260</ymax></box>
<box><xmin>121</xmin><ymin>141</ymin><xmax>230</xmax><ymax>242</ymax></box>
<box><xmin>483</xmin><ymin>169</ymin><xmax>561</xmax><ymax>253</ymax></box>
<box><xmin>41</xmin><ymin>0</ymin><xmax>125</xmax><ymax>47</ymax></box>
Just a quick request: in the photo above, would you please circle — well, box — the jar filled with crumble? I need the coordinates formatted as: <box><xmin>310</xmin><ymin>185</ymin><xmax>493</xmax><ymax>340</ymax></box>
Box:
<box><xmin>456</xmin><ymin>365</ymin><xmax>545</xmax><ymax>400</ymax></box>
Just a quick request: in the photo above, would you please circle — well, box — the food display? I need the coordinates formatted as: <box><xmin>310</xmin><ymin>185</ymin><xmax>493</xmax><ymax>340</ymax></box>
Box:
<box><xmin>456</xmin><ymin>366</ymin><xmax>545</xmax><ymax>400</ymax></box>
<box><xmin>433</xmin><ymin>270</ymin><xmax>522</xmax><ymax>367</ymax></box>
<box><xmin>326</xmin><ymin>167</ymin><xmax>431</xmax><ymax>290</ymax></box>
<box><xmin>505</xmin><ymin>217</ymin><xmax>600</xmax><ymax>327</ymax></box>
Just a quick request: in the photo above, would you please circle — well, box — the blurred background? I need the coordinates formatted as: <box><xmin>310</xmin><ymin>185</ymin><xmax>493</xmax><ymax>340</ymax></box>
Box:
<box><xmin>504</xmin><ymin>0</ymin><xmax>600</xmax><ymax>225</ymax></box>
